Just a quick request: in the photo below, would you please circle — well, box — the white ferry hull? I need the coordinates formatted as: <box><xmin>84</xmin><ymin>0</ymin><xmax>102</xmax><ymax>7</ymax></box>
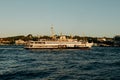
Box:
<box><xmin>25</xmin><ymin>41</ymin><xmax>93</xmax><ymax>50</ymax></box>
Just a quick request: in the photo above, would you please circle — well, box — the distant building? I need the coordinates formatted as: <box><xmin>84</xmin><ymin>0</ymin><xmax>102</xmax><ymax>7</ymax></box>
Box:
<box><xmin>59</xmin><ymin>35</ymin><xmax>67</xmax><ymax>41</ymax></box>
<box><xmin>1</xmin><ymin>40</ymin><xmax>11</xmax><ymax>44</ymax></box>
<box><xmin>114</xmin><ymin>35</ymin><xmax>120</xmax><ymax>46</ymax></box>
<box><xmin>15</xmin><ymin>39</ymin><xmax>26</xmax><ymax>45</ymax></box>
<box><xmin>97</xmin><ymin>37</ymin><xmax>106</xmax><ymax>42</ymax></box>
<box><xmin>0</xmin><ymin>38</ymin><xmax>3</xmax><ymax>45</ymax></box>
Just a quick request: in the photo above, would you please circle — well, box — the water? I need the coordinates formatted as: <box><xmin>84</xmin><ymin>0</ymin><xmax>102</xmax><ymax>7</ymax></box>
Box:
<box><xmin>0</xmin><ymin>45</ymin><xmax>120</xmax><ymax>80</ymax></box>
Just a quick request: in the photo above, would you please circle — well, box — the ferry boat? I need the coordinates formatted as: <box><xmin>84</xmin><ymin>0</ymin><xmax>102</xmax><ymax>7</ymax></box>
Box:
<box><xmin>25</xmin><ymin>36</ymin><xmax>93</xmax><ymax>49</ymax></box>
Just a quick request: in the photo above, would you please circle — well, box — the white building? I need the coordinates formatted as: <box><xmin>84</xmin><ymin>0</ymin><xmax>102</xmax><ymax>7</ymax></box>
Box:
<box><xmin>15</xmin><ymin>39</ymin><xmax>26</xmax><ymax>45</ymax></box>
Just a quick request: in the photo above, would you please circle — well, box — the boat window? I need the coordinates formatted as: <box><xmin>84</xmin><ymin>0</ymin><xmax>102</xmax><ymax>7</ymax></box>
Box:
<box><xmin>30</xmin><ymin>45</ymin><xmax>32</xmax><ymax>47</ymax></box>
<box><xmin>30</xmin><ymin>42</ymin><xmax>34</xmax><ymax>44</ymax></box>
<box><xmin>38</xmin><ymin>42</ymin><xmax>42</xmax><ymax>44</ymax></box>
<box><xmin>42</xmin><ymin>42</ymin><xmax>45</xmax><ymax>44</ymax></box>
<box><xmin>35</xmin><ymin>42</ymin><xmax>38</xmax><ymax>44</ymax></box>
<box><xmin>35</xmin><ymin>42</ymin><xmax>45</xmax><ymax>44</ymax></box>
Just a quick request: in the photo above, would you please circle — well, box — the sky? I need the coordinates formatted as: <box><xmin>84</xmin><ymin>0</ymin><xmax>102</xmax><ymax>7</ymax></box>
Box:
<box><xmin>0</xmin><ymin>0</ymin><xmax>120</xmax><ymax>37</ymax></box>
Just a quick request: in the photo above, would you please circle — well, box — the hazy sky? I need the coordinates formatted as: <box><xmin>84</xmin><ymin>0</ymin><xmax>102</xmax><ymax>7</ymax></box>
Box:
<box><xmin>0</xmin><ymin>0</ymin><xmax>120</xmax><ymax>37</ymax></box>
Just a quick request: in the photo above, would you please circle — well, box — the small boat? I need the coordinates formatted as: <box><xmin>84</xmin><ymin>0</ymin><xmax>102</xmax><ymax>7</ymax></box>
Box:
<box><xmin>25</xmin><ymin>36</ymin><xmax>93</xmax><ymax>49</ymax></box>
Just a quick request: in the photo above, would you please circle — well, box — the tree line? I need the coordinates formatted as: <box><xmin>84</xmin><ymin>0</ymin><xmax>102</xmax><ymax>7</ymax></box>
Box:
<box><xmin>0</xmin><ymin>34</ymin><xmax>114</xmax><ymax>46</ymax></box>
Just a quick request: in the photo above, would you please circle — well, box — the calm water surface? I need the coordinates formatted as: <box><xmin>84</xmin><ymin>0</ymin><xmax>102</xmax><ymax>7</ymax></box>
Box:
<box><xmin>0</xmin><ymin>45</ymin><xmax>120</xmax><ymax>80</ymax></box>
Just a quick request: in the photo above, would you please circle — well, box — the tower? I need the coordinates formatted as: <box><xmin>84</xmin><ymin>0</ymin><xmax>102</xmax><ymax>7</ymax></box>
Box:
<box><xmin>51</xmin><ymin>25</ymin><xmax>56</xmax><ymax>40</ymax></box>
